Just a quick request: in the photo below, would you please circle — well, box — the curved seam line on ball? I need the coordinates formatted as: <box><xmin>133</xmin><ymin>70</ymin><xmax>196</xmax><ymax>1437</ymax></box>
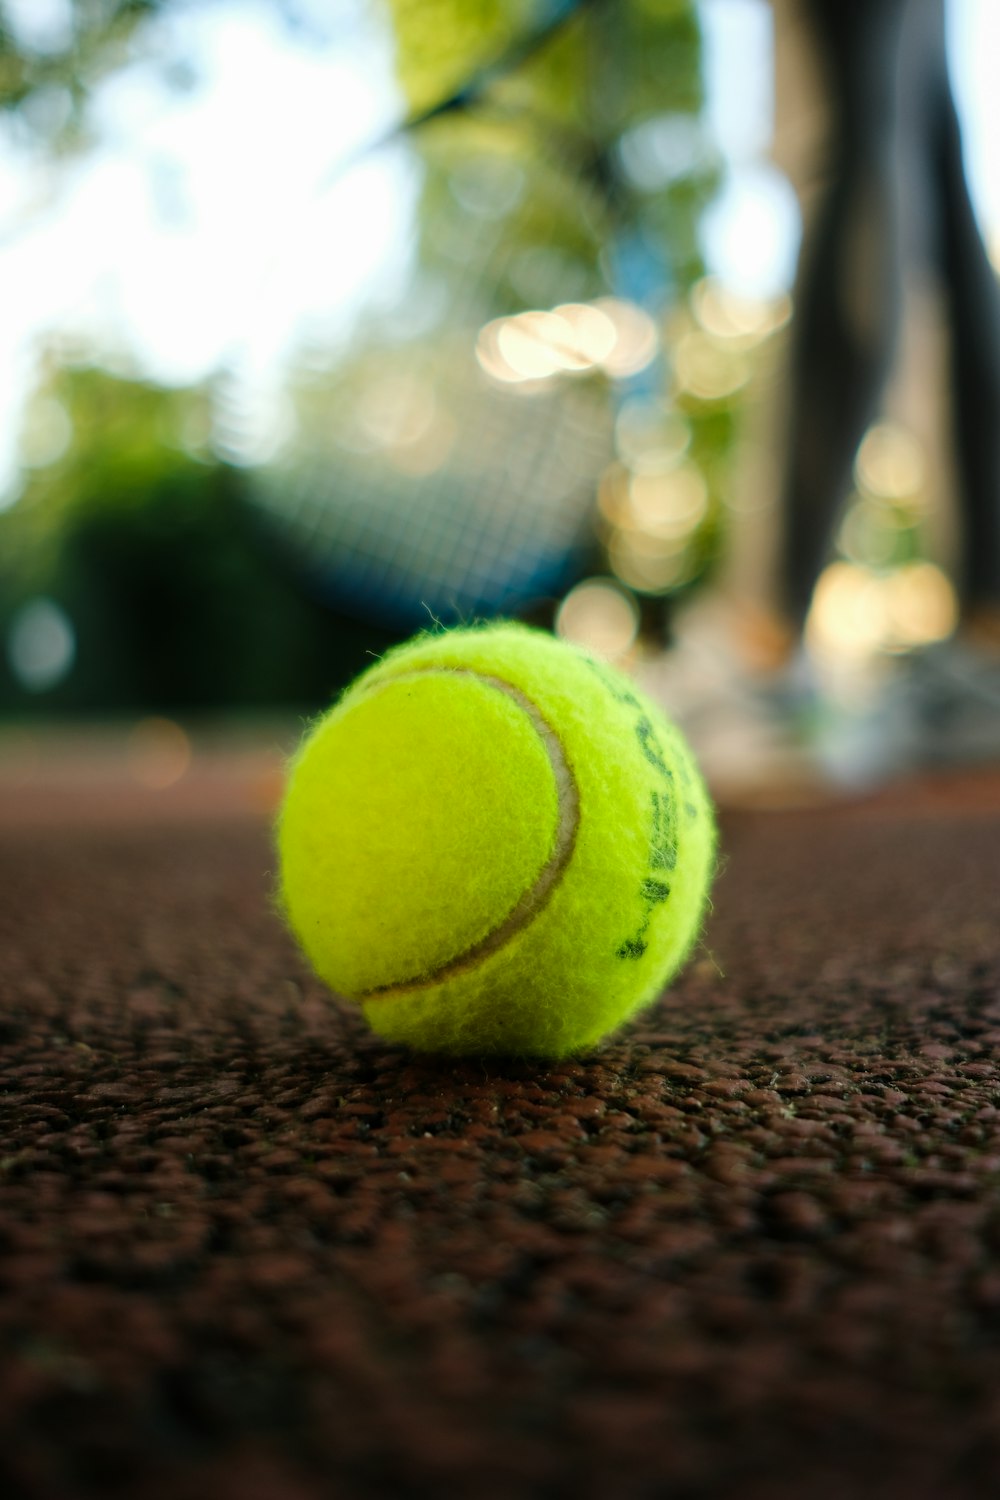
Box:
<box><xmin>355</xmin><ymin>668</ymin><xmax>581</xmax><ymax>1000</ymax></box>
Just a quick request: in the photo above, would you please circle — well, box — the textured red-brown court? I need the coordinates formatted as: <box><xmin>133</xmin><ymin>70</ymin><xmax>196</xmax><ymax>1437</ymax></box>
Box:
<box><xmin>2</xmin><ymin>761</ymin><xmax>1000</xmax><ymax>1499</ymax></box>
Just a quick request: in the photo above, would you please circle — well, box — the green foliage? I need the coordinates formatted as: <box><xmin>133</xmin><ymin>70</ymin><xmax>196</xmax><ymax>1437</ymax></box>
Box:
<box><xmin>0</xmin><ymin>0</ymin><xmax>160</xmax><ymax>149</ymax></box>
<box><xmin>0</xmin><ymin>0</ymin><xmax>340</xmax><ymax>149</ymax></box>
<box><xmin>371</xmin><ymin>0</ymin><xmax>719</xmax><ymax>327</ymax></box>
<box><xmin>264</xmin><ymin>0</ymin><xmax>729</xmax><ymax>635</ymax></box>
<box><xmin>0</xmin><ymin>0</ymin><xmax>746</xmax><ymax>698</ymax></box>
<box><xmin>0</xmin><ymin>365</ymin><xmax>395</xmax><ymax>716</ymax></box>
<box><xmin>379</xmin><ymin>0</ymin><xmax>534</xmax><ymax>115</ymax></box>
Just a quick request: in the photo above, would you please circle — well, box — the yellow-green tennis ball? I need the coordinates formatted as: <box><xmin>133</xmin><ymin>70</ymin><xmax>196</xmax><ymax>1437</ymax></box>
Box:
<box><xmin>277</xmin><ymin>622</ymin><xmax>715</xmax><ymax>1058</ymax></box>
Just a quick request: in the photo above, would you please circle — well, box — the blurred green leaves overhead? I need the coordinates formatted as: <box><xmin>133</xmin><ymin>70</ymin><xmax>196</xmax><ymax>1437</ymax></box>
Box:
<box><xmin>380</xmin><ymin>0</ymin><xmax>715</xmax><ymax>293</ymax></box>
<box><xmin>0</xmin><ymin>0</ymin><xmax>770</xmax><ymax>716</ymax></box>
<box><xmin>0</xmin><ymin>0</ymin><xmax>159</xmax><ymax>149</ymax></box>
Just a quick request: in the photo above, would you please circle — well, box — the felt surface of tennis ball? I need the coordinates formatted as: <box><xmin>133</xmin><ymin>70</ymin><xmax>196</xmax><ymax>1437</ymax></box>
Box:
<box><xmin>277</xmin><ymin>623</ymin><xmax>716</xmax><ymax>1057</ymax></box>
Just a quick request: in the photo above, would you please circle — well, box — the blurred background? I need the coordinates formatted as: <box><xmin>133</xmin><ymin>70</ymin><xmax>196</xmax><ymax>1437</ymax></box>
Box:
<box><xmin>1</xmin><ymin>0</ymin><xmax>999</xmax><ymax>810</ymax></box>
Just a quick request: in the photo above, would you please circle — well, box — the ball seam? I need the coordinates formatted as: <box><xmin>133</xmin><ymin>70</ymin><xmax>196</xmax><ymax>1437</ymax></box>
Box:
<box><xmin>355</xmin><ymin>668</ymin><xmax>580</xmax><ymax>1001</ymax></box>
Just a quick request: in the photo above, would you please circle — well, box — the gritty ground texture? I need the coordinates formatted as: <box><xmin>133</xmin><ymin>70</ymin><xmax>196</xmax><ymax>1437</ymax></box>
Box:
<box><xmin>2</xmin><ymin>770</ymin><xmax>1000</xmax><ymax>1499</ymax></box>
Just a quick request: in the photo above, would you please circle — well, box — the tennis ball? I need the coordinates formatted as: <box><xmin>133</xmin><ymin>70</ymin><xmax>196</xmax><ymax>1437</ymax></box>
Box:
<box><xmin>277</xmin><ymin>623</ymin><xmax>715</xmax><ymax>1057</ymax></box>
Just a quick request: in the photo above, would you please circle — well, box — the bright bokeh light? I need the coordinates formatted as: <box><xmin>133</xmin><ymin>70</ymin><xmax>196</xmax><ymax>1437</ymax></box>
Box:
<box><xmin>838</xmin><ymin>494</ymin><xmax>908</xmax><ymax>570</ymax></box>
<box><xmin>608</xmin><ymin>529</ymin><xmax>692</xmax><ymax>595</ymax></box>
<box><xmin>127</xmin><ymin>717</ymin><xmax>191</xmax><ymax>789</ymax></box>
<box><xmin>698</xmin><ymin>0</ymin><xmax>799</xmax><ymax>297</ymax></box>
<box><xmin>855</xmin><ymin>422</ymin><xmax>925</xmax><ymax>502</ymax></box>
<box><xmin>673</xmin><ymin>330</ymin><xmax>750</xmax><ymax>402</ymax></box>
<box><xmin>947</xmin><ymin>0</ymin><xmax>1000</xmax><ymax>252</ymax></box>
<box><xmin>690</xmin><ymin>276</ymin><xmax>791</xmax><ymax>343</ymax></box>
<box><xmin>598</xmin><ymin>370</ymin><xmax>710</xmax><ymax>600</ymax></box>
<box><xmin>807</xmin><ymin>560</ymin><xmax>957</xmax><ymax>662</ymax></box>
<box><xmin>3</xmin><ymin>0</ymin><xmax>71</xmax><ymax>52</ymax></box>
<box><xmin>212</xmin><ymin>381</ymin><xmax>296</xmax><ymax>467</ymax></box>
<box><xmin>629</xmin><ymin>463</ymin><xmax>708</xmax><ymax>538</ymax></box>
<box><xmin>476</xmin><ymin>298</ymin><xmax>658</xmax><ymax>387</ymax></box>
<box><xmin>808</xmin><ymin>564</ymin><xmax>892</xmax><ymax>661</ymax></box>
<box><xmin>18</xmin><ymin>397</ymin><xmax>73</xmax><ymax>469</ymax></box>
<box><xmin>499</xmin><ymin>311</ymin><xmax>586</xmax><ymax>378</ymax></box>
<box><xmin>617</xmin><ymin>112</ymin><xmax>713</xmax><ymax>193</ymax></box>
<box><xmin>3</xmin><ymin>0</ymin><xmax>74</xmax><ymax>54</ymax></box>
<box><xmin>596</xmin><ymin>299</ymin><xmax>660</xmax><ymax>378</ymax></box>
<box><xmin>597</xmin><ymin>463</ymin><xmax>633</xmax><ymax>529</ymax></box>
<box><xmin>701</xmin><ymin>164</ymin><xmax>801</xmax><ymax>300</ymax></box>
<box><xmin>355</xmin><ymin>375</ymin><xmax>438</xmax><ymax>449</ymax></box>
<box><xmin>700</xmin><ymin>0</ymin><xmax>774</xmax><ymax>166</ymax></box>
<box><xmin>882</xmin><ymin>563</ymin><xmax>959</xmax><ymax>649</ymax></box>
<box><xmin>614</xmin><ymin>400</ymin><xmax>690</xmax><ymax>469</ymax></box>
<box><xmin>555</xmin><ymin>578</ymin><xmax>640</xmax><ymax>660</ymax></box>
<box><xmin>558</xmin><ymin>303</ymin><xmax>619</xmax><ymax>365</ymax></box>
<box><xmin>6</xmin><ymin>598</ymin><xmax>76</xmax><ymax>691</ymax></box>
<box><xmin>387</xmin><ymin>410</ymin><xmax>458</xmax><ymax>477</ymax></box>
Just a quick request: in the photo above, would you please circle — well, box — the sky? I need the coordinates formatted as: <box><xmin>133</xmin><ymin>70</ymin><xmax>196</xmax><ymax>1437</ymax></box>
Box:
<box><xmin>0</xmin><ymin>0</ymin><xmax>408</xmax><ymax>497</ymax></box>
<box><xmin>701</xmin><ymin>0</ymin><xmax>1000</xmax><ymax>296</ymax></box>
<box><xmin>0</xmin><ymin>0</ymin><xmax>998</xmax><ymax>502</ymax></box>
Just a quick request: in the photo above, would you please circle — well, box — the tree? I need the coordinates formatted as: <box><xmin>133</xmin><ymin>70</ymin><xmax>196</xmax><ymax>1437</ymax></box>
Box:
<box><xmin>0</xmin><ymin>363</ymin><xmax>393</xmax><ymax>714</ymax></box>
